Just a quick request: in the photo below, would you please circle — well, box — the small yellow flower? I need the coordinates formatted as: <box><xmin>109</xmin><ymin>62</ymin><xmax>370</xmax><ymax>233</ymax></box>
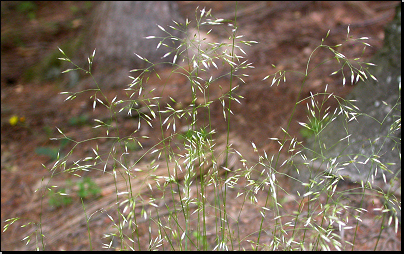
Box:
<box><xmin>9</xmin><ymin>115</ymin><xmax>19</xmax><ymax>126</ymax></box>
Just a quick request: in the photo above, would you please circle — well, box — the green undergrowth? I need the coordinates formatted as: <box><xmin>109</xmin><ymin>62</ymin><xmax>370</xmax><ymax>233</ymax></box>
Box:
<box><xmin>48</xmin><ymin>177</ymin><xmax>101</xmax><ymax>209</ymax></box>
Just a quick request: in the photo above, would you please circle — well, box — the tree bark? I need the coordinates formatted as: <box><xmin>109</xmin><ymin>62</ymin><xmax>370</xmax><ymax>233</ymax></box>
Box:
<box><xmin>82</xmin><ymin>1</ymin><xmax>183</xmax><ymax>88</ymax></box>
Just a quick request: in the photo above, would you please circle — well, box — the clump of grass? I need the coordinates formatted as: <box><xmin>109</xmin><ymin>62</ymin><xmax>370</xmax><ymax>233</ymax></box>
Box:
<box><xmin>3</xmin><ymin>4</ymin><xmax>400</xmax><ymax>251</ymax></box>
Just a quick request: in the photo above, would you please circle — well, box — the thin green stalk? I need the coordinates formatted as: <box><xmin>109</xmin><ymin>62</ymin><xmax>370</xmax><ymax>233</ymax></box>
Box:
<box><xmin>219</xmin><ymin>2</ymin><xmax>238</xmax><ymax>250</ymax></box>
<box><xmin>373</xmin><ymin>204</ymin><xmax>387</xmax><ymax>251</ymax></box>
<box><xmin>80</xmin><ymin>197</ymin><xmax>92</xmax><ymax>250</ymax></box>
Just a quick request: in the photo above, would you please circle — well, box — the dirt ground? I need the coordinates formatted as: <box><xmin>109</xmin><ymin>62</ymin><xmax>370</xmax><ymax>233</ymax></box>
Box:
<box><xmin>1</xmin><ymin>1</ymin><xmax>401</xmax><ymax>251</ymax></box>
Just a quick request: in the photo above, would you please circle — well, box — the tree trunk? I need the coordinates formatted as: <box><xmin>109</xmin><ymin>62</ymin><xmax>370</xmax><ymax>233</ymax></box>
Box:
<box><xmin>81</xmin><ymin>1</ymin><xmax>183</xmax><ymax>88</ymax></box>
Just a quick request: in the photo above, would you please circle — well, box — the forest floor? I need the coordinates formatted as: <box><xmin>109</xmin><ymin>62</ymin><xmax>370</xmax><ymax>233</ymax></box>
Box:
<box><xmin>1</xmin><ymin>1</ymin><xmax>400</xmax><ymax>251</ymax></box>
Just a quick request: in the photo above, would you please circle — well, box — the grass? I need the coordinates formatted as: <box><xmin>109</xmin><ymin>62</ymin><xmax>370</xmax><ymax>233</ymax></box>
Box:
<box><xmin>3</xmin><ymin>4</ymin><xmax>401</xmax><ymax>251</ymax></box>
